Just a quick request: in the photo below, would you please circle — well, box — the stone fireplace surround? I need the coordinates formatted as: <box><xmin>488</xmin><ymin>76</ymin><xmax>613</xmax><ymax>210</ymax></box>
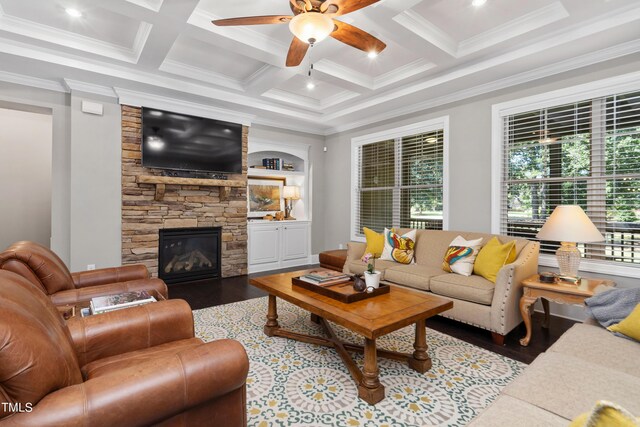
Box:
<box><xmin>121</xmin><ymin>105</ymin><xmax>248</xmax><ymax>279</ymax></box>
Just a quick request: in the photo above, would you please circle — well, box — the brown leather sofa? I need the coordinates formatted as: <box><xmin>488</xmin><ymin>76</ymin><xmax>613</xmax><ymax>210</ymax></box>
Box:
<box><xmin>0</xmin><ymin>241</ymin><xmax>167</xmax><ymax>305</ymax></box>
<box><xmin>0</xmin><ymin>270</ymin><xmax>249</xmax><ymax>426</ymax></box>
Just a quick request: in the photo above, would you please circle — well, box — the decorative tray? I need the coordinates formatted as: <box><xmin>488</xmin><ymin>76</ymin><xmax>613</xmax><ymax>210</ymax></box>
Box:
<box><xmin>292</xmin><ymin>277</ymin><xmax>390</xmax><ymax>303</ymax></box>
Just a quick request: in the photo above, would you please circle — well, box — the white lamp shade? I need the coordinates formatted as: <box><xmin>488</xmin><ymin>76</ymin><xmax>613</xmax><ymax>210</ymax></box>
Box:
<box><xmin>289</xmin><ymin>12</ymin><xmax>334</xmax><ymax>44</ymax></box>
<box><xmin>283</xmin><ymin>185</ymin><xmax>301</xmax><ymax>200</ymax></box>
<box><xmin>536</xmin><ymin>205</ymin><xmax>604</xmax><ymax>243</ymax></box>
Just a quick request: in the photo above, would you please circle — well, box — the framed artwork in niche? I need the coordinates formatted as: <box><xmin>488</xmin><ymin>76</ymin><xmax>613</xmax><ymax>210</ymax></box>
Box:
<box><xmin>248</xmin><ymin>178</ymin><xmax>285</xmax><ymax>217</ymax></box>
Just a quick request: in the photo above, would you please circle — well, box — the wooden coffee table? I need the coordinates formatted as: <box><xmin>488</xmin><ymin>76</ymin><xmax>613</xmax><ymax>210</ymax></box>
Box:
<box><xmin>250</xmin><ymin>270</ymin><xmax>453</xmax><ymax>405</ymax></box>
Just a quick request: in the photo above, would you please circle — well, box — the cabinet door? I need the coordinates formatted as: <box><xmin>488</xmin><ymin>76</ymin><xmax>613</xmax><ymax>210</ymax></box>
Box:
<box><xmin>248</xmin><ymin>225</ymin><xmax>280</xmax><ymax>265</ymax></box>
<box><xmin>282</xmin><ymin>223</ymin><xmax>309</xmax><ymax>261</ymax></box>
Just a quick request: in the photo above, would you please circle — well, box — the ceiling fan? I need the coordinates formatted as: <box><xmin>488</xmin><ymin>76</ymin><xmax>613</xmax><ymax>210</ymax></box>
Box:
<box><xmin>212</xmin><ymin>0</ymin><xmax>386</xmax><ymax>67</ymax></box>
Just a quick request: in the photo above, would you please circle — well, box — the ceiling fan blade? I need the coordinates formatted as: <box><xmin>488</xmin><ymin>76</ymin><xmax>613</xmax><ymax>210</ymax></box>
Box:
<box><xmin>330</xmin><ymin>20</ymin><xmax>386</xmax><ymax>54</ymax></box>
<box><xmin>286</xmin><ymin>37</ymin><xmax>309</xmax><ymax>67</ymax></box>
<box><xmin>212</xmin><ymin>15</ymin><xmax>292</xmax><ymax>26</ymax></box>
<box><xmin>321</xmin><ymin>0</ymin><xmax>380</xmax><ymax>16</ymax></box>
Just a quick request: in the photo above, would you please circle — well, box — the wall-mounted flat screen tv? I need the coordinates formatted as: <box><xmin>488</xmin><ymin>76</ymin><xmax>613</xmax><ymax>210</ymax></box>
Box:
<box><xmin>141</xmin><ymin>107</ymin><xmax>243</xmax><ymax>174</ymax></box>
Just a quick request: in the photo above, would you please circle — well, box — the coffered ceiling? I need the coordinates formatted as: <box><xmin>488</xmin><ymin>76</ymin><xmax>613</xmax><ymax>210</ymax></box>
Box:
<box><xmin>0</xmin><ymin>0</ymin><xmax>639</xmax><ymax>134</ymax></box>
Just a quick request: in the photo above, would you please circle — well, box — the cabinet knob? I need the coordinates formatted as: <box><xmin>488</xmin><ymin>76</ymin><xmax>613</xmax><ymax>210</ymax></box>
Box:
<box><xmin>284</xmin><ymin>227</ymin><xmax>287</xmax><ymax>230</ymax></box>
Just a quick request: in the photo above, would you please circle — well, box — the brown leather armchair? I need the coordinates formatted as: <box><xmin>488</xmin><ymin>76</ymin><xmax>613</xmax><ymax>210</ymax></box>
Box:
<box><xmin>0</xmin><ymin>241</ymin><xmax>167</xmax><ymax>305</ymax></box>
<box><xmin>0</xmin><ymin>270</ymin><xmax>249</xmax><ymax>426</ymax></box>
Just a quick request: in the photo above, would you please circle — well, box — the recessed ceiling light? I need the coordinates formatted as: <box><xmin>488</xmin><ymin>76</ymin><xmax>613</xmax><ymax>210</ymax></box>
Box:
<box><xmin>472</xmin><ymin>0</ymin><xmax>487</xmax><ymax>7</ymax></box>
<box><xmin>368</xmin><ymin>51</ymin><xmax>378</xmax><ymax>59</ymax></box>
<box><xmin>306</xmin><ymin>81</ymin><xmax>316</xmax><ymax>90</ymax></box>
<box><xmin>65</xmin><ymin>8</ymin><xmax>83</xmax><ymax>18</ymax></box>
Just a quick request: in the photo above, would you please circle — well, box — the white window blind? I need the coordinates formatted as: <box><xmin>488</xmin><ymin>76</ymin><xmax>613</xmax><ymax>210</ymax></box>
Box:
<box><xmin>354</xmin><ymin>129</ymin><xmax>445</xmax><ymax>237</ymax></box>
<box><xmin>500</xmin><ymin>89</ymin><xmax>640</xmax><ymax>265</ymax></box>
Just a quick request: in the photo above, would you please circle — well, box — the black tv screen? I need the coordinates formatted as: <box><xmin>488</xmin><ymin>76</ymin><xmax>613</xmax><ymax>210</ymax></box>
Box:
<box><xmin>141</xmin><ymin>107</ymin><xmax>243</xmax><ymax>174</ymax></box>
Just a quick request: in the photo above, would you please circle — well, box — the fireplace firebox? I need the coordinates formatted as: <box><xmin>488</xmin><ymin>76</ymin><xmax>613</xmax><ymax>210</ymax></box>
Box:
<box><xmin>158</xmin><ymin>227</ymin><xmax>221</xmax><ymax>284</ymax></box>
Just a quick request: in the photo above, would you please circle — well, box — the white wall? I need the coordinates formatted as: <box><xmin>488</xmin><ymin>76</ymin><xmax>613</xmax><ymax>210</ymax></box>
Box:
<box><xmin>322</xmin><ymin>55</ymin><xmax>640</xmax><ymax>320</ymax></box>
<box><xmin>69</xmin><ymin>93</ymin><xmax>122</xmax><ymax>271</ymax></box>
<box><xmin>0</xmin><ymin>108</ymin><xmax>52</xmax><ymax>249</ymax></box>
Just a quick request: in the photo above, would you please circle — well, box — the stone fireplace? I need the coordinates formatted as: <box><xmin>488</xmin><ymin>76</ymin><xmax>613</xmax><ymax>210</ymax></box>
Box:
<box><xmin>120</xmin><ymin>105</ymin><xmax>248</xmax><ymax>279</ymax></box>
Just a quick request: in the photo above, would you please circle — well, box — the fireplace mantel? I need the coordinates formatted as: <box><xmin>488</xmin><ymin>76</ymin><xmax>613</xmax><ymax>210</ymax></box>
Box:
<box><xmin>136</xmin><ymin>175</ymin><xmax>246</xmax><ymax>201</ymax></box>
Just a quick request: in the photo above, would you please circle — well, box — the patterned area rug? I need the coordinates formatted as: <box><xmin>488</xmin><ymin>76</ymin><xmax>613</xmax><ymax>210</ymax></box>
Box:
<box><xmin>193</xmin><ymin>297</ymin><xmax>525</xmax><ymax>427</ymax></box>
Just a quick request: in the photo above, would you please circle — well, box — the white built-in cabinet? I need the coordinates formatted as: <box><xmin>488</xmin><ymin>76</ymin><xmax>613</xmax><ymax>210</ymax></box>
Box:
<box><xmin>247</xmin><ymin>139</ymin><xmax>312</xmax><ymax>273</ymax></box>
<box><xmin>248</xmin><ymin>221</ymin><xmax>311</xmax><ymax>272</ymax></box>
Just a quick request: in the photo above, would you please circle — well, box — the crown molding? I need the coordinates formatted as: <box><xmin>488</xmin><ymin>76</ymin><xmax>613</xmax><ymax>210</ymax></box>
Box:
<box><xmin>63</xmin><ymin>79</ymin><xmax>117</xmax><ymax>98</ymax></box>
<box><xmin>261</xmin><ymin>88</ymin><xmax>320</xmax><ymax>109</ymax></box>
<box><xmin>0</xmin><ymin>6</ymin><xmax>150</xmax><ymax>64</ymax></box>
<box><xmin>0</xmin><ymin>36</ymin><xmax>322</xmax><ymax>122</ymax></box>
<box><xmin>114</xmin><ymin>87</ymin><xmax>256</xmax><ymax>126</ymax></box>
<box><xmin>393</xmin><ymin>10</ymin><xmax>458</xmax><ymax>57</ymax></box>
<box><xmin>314</xmin><ymin>60</ymin><xmax>373</xmax><ymax>90</ymax></box>
<box><xmin>188</xmin><ymin>9</ymin><xmax>287</xmax><ymax>59</ymax></box>
<box><xmin>125</xmin><ymin>0</ymin><xmax>164</xmax><ymax>13</ymax></box>
<box><xmin>373</xmin><ymin>58</ymin><xmax>436</xmax><ymax>89</ymax></box>
<box><xmin>394</xmin><ymin>2</ymin><xmax>570</xmax><ymax>59</ymax></box>
<box><xmin>325</xmin><ymin>38</ymin><xmax>640</xmax><ymax>135</ymax></box>
<box><xmin>0</xmin><ymin>70</ymin><xmax>66</xmax><ymax>93</ymax></box>
<box><xmin>324</xmin><ymin>3</ymin><xmax>640</xmax><ymax>122</ymax></box>
<box><xmin>457</xmin><ymin>2</ymin><xmax>569</xmax><ymax>57</ymax></box>
<box><xmin>159</xmin><ymin>59</ymin><xmax>245</xmax><ymax>92</ymax></box>
<box><xmin>252</xmin><ymin>116</ymin><xmax>326</xmax><ymax>135</ymax></box>
<box><xmin>320</xmin><ymin>90</ymin><xmax>360</xmax><ymax>109</ymax></box>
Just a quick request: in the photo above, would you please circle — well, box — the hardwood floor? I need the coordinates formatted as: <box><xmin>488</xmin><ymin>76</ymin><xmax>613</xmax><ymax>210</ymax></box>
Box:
<box><xmin>169</xmin><ymin>266</ymin><xmax>577</xmax><ymax>365</ymax></box>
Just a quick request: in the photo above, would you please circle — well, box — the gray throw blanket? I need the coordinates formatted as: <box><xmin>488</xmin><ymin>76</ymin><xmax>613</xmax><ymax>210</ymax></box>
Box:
<box><xmin>585</xmin><ymin>287</ymin><xmax>640</xmax><ymax>328</ymax></box>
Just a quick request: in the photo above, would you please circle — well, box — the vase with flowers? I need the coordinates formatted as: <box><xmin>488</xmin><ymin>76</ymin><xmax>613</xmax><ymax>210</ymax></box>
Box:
<box><xmin>362</xmin><ymin>252</ymin><xmax>381</xmax><ymax>289</ymax></box>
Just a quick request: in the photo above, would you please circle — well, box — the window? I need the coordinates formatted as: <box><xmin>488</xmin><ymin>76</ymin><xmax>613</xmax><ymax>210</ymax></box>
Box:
<box><xmin>351</xmin><ymin>118</ymin><xmax>449</xmax><ymax>240</ymax></box>
<box><xmin>494</xmin><ymin>84</ymin><xmax>640</xmax><ymax>273</ymax></box>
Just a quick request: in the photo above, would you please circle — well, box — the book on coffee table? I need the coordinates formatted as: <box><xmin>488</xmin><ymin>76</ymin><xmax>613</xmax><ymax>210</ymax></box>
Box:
<box><xmin>299</xmin><ymin>269</ymin><xmax>350</xmax><ymax>287</ymax></box>
<box><xmin>90</xmin><ymin>290</ymin><xmax>157</xmax><ymax>315</ymax></box>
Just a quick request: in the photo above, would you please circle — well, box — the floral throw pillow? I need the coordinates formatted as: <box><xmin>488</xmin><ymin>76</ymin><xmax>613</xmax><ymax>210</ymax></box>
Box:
<box><xmin>442</xmin><ymin>236</ymin><xmax>483</xmax><ymax>276</ymax></box>
<box><xmin>380</xmin><ymin>228</ymin><xmax>416</xmax><ymax>264</ymax></box>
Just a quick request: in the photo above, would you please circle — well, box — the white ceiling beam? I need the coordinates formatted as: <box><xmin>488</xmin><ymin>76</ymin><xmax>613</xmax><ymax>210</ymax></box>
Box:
<box><xmin>243</xmin><ymin>65</ymin><xmax>298</xmax><ymax>96</ymax></box>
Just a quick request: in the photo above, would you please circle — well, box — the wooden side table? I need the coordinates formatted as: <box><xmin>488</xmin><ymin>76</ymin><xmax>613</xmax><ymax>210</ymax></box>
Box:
<box><xmin>519</xmin><ymin>274</ymin><xmax>615</xmax><ymax>346</ymax></box>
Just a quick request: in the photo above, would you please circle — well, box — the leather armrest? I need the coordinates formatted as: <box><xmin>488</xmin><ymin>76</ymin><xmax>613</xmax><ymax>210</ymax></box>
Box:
<box><xmin>0</xmin><ymin>340</ymin><xmax>249</xmax><ymax>427</ymax></box>
<box><xmin>71</xmin><ymin>264</ymin><xmax>149</xmax><ymax>288</ymax></box>
<box><xmin>50</xmin><ymin>278</ymin><xmax>168</xmax><ymax>305</ymax></box>
<box><xmin>67</xmin><ymin>299</ymin><xmax>194</xmax><ymax>366</ymax></box>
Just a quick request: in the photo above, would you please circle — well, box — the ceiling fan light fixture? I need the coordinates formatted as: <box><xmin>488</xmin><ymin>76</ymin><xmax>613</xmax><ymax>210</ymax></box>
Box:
<box><xmin>289</xmin><ymin>12</ymin><xmax>334</xmax><ymax>44</ymax></box>
<box><xmin>472</xmin><ymin>0</ymin><xmax>487</xmax><ymax>7</ymax></box>
<box><xmin>367</xmin><ymin>51</ymin><xmax>378</xmax><ymax>59</ymax></box>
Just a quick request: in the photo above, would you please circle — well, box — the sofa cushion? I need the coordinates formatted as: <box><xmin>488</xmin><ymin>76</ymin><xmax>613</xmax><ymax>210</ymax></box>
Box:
<box><xmin>469</xmin><ymin>395</ymin><xmax>568</xmax><ymax>427</ymax></box>
<box><xmin>503</xmin><ymin>352</ymin><xmax>640</xmax><ymax>420</ymax></box>
<box><xmin>430</xmin><ymin>274</ymin><xmax>495</xmax><ymax>305</ymax></box>
<box><xmin>345</xmin><ymin>259</ymin><xmax>399</xmax><ymax>278</ymax></box>
<box><xmin>383</xmin><ymin>265</ymin><xmax>445</xmax><ymax>291</ymax></box>
<box><xmin>549</xmin><ymin>323</ymin><xmax>640</xmax><ymax>378</ymax></box>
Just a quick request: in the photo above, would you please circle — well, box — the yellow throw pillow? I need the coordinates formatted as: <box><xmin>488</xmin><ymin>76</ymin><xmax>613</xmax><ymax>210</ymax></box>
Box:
<box><xmin>473</xmin><ymin>237</ymin><xmax>516</xmax><ymax>283</ymax></box>
<box><xmin>362</xmin><ymin>227</ymin><xmax>384</xmax><ymax>259</ymax></box>
<box><xmin>608</xmin><ymin>303</ymin><xmax>640</xmax><ymax>342</ymax></box>
<box><xmin>569</xmin><ymin>401</ymin><xmax>639</xmax><ymax>427</ymax></box>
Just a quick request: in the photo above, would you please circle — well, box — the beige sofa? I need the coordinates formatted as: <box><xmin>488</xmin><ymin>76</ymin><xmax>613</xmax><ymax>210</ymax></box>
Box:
<box><xmin>344</xmin><ymin>229</ymin><xmax>539</xmax><ymax>344</ymax></box>
<box><xmin>470</xmin><ymin>321</ymin><xmax>640</xmax><ymax>426</ymax></box>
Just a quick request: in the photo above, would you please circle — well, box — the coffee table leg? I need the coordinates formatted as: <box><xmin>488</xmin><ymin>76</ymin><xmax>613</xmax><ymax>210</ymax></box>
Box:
<box><xmin>409</xmin><ymin>319</ymin><xmax>432</xmax><ymax>373</ymax></box>
<box><xmin>264</xmin><ymin>295</ymin><xmax>279</xmax><ymax>336</ymax></box>
<box><xmin>310</xmin><ymin>313</ymin><xmax>321</xmax><ymax>324</ymax></box>
<box><xmin>358</xmin><ymin>338</ymin><xmax>385</xmax><ymax>405</ymax></box>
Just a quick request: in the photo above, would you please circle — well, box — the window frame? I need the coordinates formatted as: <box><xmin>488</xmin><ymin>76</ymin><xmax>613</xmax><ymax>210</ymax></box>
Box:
<box><xmin>350</xmin><ymin>117</ymin><xmax>450</xmax><ymax>242</ymax></box>
<box><xmin>491</xmin><ymin>71</ymin><xmax>640</xmax><ymax>278</ymax></box>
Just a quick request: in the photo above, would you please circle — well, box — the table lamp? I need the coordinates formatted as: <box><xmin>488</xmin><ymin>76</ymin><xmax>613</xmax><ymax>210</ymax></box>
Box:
<box><xmin>283</xmin><ymin>185</ymin><xmax>301</xmax><ymax>220</ymax></box>
<box><xmin>536</xmin><ymin>205</ymin><xmax>604</xmax><ymax>277</ymax></box>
